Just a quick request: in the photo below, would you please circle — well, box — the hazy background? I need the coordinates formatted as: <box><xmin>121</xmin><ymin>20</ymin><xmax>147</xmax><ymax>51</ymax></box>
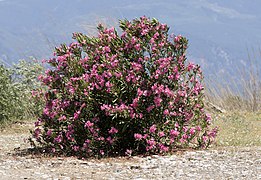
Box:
<box><xmin>0</xmin><ymin>0</ymin><xmax>261</xmax><ymax>78</ymax></box>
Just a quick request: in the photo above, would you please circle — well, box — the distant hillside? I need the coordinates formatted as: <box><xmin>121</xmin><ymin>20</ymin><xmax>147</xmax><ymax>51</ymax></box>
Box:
<box><xmin>0</xmin><ymin>0</ymin><xmax>261</xmax><ymax>77</ymax></box>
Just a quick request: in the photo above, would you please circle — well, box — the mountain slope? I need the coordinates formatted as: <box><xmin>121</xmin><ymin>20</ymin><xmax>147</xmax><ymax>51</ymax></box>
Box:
<box><xmin>0</xmin><ymin>0</ymin><xmax>260</xmax><ymax>76</ymax></box>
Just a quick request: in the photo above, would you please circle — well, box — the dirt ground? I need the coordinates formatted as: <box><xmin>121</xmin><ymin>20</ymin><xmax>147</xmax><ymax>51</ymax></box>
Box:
<box><xmin>0</xmin><ymin>122</ymin><xmax>260</xmax><ymax>180</ymax></box>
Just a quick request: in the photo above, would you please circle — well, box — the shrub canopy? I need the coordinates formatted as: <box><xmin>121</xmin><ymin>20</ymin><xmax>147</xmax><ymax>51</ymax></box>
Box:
<box><xmin>31</xmin><ymin>16</ymin><xmax>217</xmax><ymax>157</ymax></box>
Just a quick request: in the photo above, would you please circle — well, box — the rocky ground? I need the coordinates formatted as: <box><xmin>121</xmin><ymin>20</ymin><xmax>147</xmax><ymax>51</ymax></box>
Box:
<box><xmin>0</xmin><ymin>123</ymin><xmax>260</xmax><ymax>180</ymax></box>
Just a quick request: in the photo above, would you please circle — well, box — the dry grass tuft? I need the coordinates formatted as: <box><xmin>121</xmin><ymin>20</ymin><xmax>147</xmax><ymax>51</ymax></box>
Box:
<box><xmin>211</xmin><ymin>111</ymin><xmax>261</xmax><ymax>147</ymax></box>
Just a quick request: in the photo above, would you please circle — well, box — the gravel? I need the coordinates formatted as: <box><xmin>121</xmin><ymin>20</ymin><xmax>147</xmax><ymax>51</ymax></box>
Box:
<box><xmin>0</xmin><ymin>133</ymin><xmax>260</xmax><ymax>180</ymax></box>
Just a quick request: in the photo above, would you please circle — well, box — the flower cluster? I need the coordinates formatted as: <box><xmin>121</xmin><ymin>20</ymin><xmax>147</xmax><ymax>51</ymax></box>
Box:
<box><xmin>30</xmin><ymin>16</ymin><xmax>217</xmax><ymax>158</ymax></box>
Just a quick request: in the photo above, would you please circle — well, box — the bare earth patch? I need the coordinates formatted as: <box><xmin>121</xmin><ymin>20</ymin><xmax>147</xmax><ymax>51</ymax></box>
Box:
<box><xmin>0</xmin><ymin>122</ymin><xmax>260</xmax><ymax>180</ymax></box>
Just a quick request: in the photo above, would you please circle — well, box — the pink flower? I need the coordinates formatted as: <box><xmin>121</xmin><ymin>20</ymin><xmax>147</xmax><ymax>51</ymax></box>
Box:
<box><xmin>103</xmin><ymin>46</ymin><xmax>111</xmax><ymax>53</ymax></box>
<box><xmin>164</xmin><ymin>120</ymin><xmax>170</xmax><ymax>125</ymax></box>
<box><xmin>147</xmin><ymin>138</ymin><xmax>156</xmax><ymax>146</ymax></box>
<box><xmin>202</xmin><ymin>136</ymin><xmax>208</xmax><ymax>142</ymax></box>
<box><xmin>131</xmin><ymin>37</ymin><xmax>136</xmax><ymax>44</ymax></box>
<box><xmin>143</xmin><ymin>90</ymin><xmax>149</xmax><ymax>96</ymax></box>
<box><xmin>154</xmin><ymin>70</ymin><xmax>161</xmax><ymax>80</ymax></box>
<box><xmin>125</xmin><ymin>149</ymin><xmax>133</xmax><ymax>156</ymax></box>
<box><xmin>183</xmin><ymin>126</ymin><xmax>188</xmax><ymax>133</ymax></box>
<box><xmin>189</xmin><ymin>127</ymin><xmax>196</xmax><ymax>135</ymax></box>
<box><xmin>150</xmin><ymin>37</ymin><xmax>155</xmax><ymax>44</ymax></box>
<box><xmin>130</xmin><ymin>111</ymin><xmax>136</xmax><ymax>119</ymax></box>
<box><xmin>154</xmin><ymin>96</ymin><xmax>162</xmax><ymax>107</ymax></box>
<box><xmin>206</xmin><ymin>113</ymin><xmax>211</xmax><ymax>123</ymax></box>
<box><xmin>196</xmin><ymin>126</ymin><xmax>202</xmax><ymax>131</ymax></box>
<box><xmin>43</xmin><ymin>107</ymin><xmax>50</xmax><ymax>116</ymax></box>
<box><xmin>117</xmin><ymin>103</ymin><xmax>128</xmax><ymax>112</ymax></box>
<box><xmin>178</xmin><ymin>90</ymin><xmax>186</xmax><ymax>97</ymax></box>
<box><xmin>134</xmin><ymin>133</ymin><xmax>143</xmax><ymax>140</ymax></box>
<box><xmin>83</xmin><ymin>89</ymin><xmax>88</xmax><ymax>96</ymax></box>
<box><xmin>111</xmin><ymin>60</ymin><xmax>119</xmax><ymax>67</ymax></box>
<box><xmin>84</xmin><ymin>121</ymin><xmax>94</xmax><ymax>128</ymax></box>
<box><xmin>170</xmin><ymin>138</ymin><xmax>175</xmax><ymax>144</ymax></box>
<box><xmin>137</xmin><ymin>88</ymin><xmax>143</xmax><ymax>97</ymax></box>
<box><xmin>170</xmin><ymin>111</ymin><xmax>177</xmax><ymax>116</ymax></box>
<box><xmin>47</xmin><ymin>129</ymin><xmax>52</xmax><ymax>137</ymax></box>
<box><xmin>208</xmin><ymin>127</ymin><xmax>218</xmax><ymax>138</ymax></box>
<box><xmin>138</xmin><ymin>113</ymin><xmax>143</xmax><ymax>119</ymax></box>
<box><xmin>175</xmin><ymin>73</ymin><xmax>180</xmax><ymax>80</ymax></box>
<box><xmin>131</xmin><ymin>62</ymin><xmax>143</xmax><ymax>72</ymax></box>
<box><xmin>170</xmin><ymin>129</ymin><xmax>179</xmax><ymax>137</ymax></box>
<box><xmin>187</xmin><ymin>62</ymin><xmax>195</xmax><ymax>71</ymax></box>
<box><xmin>161</xmin><ymin>24</ymin><xmax>167</xmax><ymax>30</ymax></box>
<box><xmin>34</xmin><ymin>128</ymin><xmax>41</xmax><ymax>138</ymax></box>
<box><xmin>193</xmin><ymin>83</ymin><xmax>203</xmax><ymax>95</ymax></box>
<box><xmin>34</xmin><ymin>119</ymin><xmax>42</xmax><ymax>127</ymax></box>
<box><xmin>54</xmin><ymin>135</ymin><xmax>62</xmax><ymax>143</ymax></box>
<box><xmin>168</xmin><ymin>75</ymin><xmax>174</xmax><ymax>80</ymax></box>
<box><xmin>114</xmin><ymin>72</ymin><xmax>122</xmax><ymax>78</ymax></box>
<box><xmin>158</xmin><ymin>131</ymin><xmax>165</xmax><ymax>137</ymax></box>
<box><xmin>146</xmin><ymin>146</ymin><xmax>154</xmax><ymax>151</ymax></box>
<box><xmin>132</xmin><ymin>98</ymin><xmax>139</xmax><ymax>108</ymax></box>
<box><xmin>182</xmin><ymin>134</ymin><xmax>188</xmax><ymax>139</ymax></box>
<box><xmin>38</xmin><ymin>74</ymin><xmax>44</xmax><ymax>81</ymax></box>
<box><xmin>159</xmin><ymin>144</ymin><xmax>169</xmax><ymax>152</ymax></box>
<box><xmin>173</xmin><ymin>66</ymin><xmax>178</xmax><ymax>73</ymax></box>
<box><xmin>121</xmin><ymin>31</ymin><xmax>127</xmax><ymax>38</ymax></box>
<box><xmin>159</xmin><ymin>41</ymin><xmax>165</xmax><ymax>47</ymax></box>
<box><xmin>146</xmin><ymin>105</ymin><xmax>155</xmax><ymax>112</ymax></box>
<box><xmin>72</xmin><ymin>146</ymin><xmax>79</xmax><ymax>152</ymax></box>
<box><xmin>163</xmin><ymin>109</ymin><xmax>169</xmax><ymax>116</ymax></box>
<box><xmin>74</xmin><ymin>111</ymin><xmax>80</xmax><ymax>120</ymax></box>
<box><xmin>108</xmin><ymin>127</ymin><xmax>118</xmax><ymax>134</ymax></box>
<box><xmin>66</xmin><ymin>131</ymin><xmax>73</xmax><ymax>141</ymax></box>
<box><xmin>105</xmin><ymin>81</ymin><xmax>113</xmax><ymax>88</ymax></box>
<box><xmin>157</xmin><ymin>84</ymin><xmax>164</xmax><ymax>94</ymax></box>
<box><xmin>100</xmin><ymin>150</ymin><xmax>105</xmax><ymax>155</ymax></box>
<box><xmin>31</xmin><ymin>90</ymin><xmax>37</xmax><ymax>97</ymax></box>
<box><xmin>164</xmin><ymin>87</ymin><xmax>173</xmax><ymax>97</ymax></box>
<box><xmin>68</xmin><ymin>85</ymin><xmax>76</xmax><ymax>95</ymax></box>
<box><xmin>180</xmin><ymin>138</ymin><xmax>187</xmax><ymax>143</ymax></box>
<box><xmin>174</xmin><ymin>35</ymin><xmax>182</xmax><ymax>43</ymax></box>
<box><xmin>97</xmin><ymin>137</ymin><xmax>105</xmax><ymax>141</ymax></box>
<box><xmin>149</xmin><ymin>124</ymin><xmax>157</xmax><ymax>133</ymax></box>
<box><xmin>185</xmin><ymin>112</ymin><xmax>193</xmax><ymax>121</ymax></box>
<box><xmin>100</xmin><ymin>104</ymin><xmax>107</xmax><ymax>111</ymax></box>
<box><xmin>141</xmin><ymin>28</ymin><xmax>148</xmax><ymax>35</ymax></box>
<box><xmin>58</xmin><ymin>115</ymin><xmax>66</xmax><ymax>121</ymax></box>
<box><xmin>143</xmin><ymin>134</ymin><xmax>148</xmax><ymax>139</ymax></box>
<box><xmin>134</xmin><ymin>44</ymin><xmax>141</xmax><ymax>51</ymax></box>
<box><xmin>153</xmin><ymin>32</ymin><xmax>159</xmax><ymax>39</ymax></box>
<box><xmin>106</xmin><ymin>136</ymin><xmax>114</xmax><ymax>144</ymax></box>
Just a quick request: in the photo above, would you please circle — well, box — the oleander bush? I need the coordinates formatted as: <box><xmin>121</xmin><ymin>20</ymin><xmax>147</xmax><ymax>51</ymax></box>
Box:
<box><xmin>30</xmin><ymin>16</ymin><xmax>217</xmax><ymax>157</ymax></box>
<box><xmin>0</xmin><ymin>60</ymin><xmax>44</xmax><ymax>123</ymax></box>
